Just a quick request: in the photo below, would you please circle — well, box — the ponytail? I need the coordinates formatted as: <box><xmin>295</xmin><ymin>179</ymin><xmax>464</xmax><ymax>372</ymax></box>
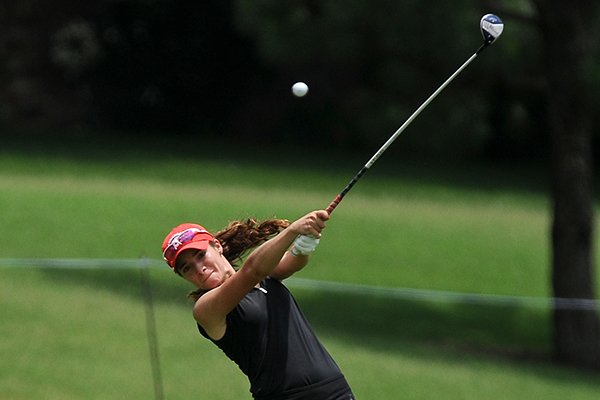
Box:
<box><xmin>216</xmin><ymin>218</ymin><xmax>290</xmax><ymax>268</ymax></box>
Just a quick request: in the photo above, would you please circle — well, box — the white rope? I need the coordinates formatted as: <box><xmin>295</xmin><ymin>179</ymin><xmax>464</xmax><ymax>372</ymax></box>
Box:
<box><xmin>1</xmin><ymin>258</ymin><xmax>598</xmax><ymax>311</ymax></box>
<box><xmin>287</xmin><ymin>277</ymin><xmax>600</xmax><ymax>311</ymax></box>
<box><xmin>0</xmin><ymin>257</ymin><xmax>163</xmax><ymax>269</ymax></box>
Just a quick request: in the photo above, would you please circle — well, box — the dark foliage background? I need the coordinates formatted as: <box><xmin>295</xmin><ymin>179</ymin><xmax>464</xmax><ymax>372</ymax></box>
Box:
<box><xmin>3</xmin><ymin>0</ymin><xmax>595</xmax><ymax>161</ymax></box>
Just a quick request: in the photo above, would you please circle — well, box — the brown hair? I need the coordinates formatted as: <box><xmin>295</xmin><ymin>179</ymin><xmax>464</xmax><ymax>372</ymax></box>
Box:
<box><xmin>187</xmin><ymin>217</ymin><xmax>290</xmax><ymax>301</ymax></box>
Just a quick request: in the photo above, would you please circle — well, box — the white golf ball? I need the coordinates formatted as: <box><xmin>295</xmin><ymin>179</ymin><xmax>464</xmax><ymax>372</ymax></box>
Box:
<box><xmin>292</xmin><ymin>82</ymin><xmax>309</xmax><ymax>97</ymax></box>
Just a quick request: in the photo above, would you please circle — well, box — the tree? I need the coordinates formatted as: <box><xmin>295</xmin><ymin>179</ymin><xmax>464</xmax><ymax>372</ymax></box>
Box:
<box><xmin>0</xmin><ymin>1</ymin><xmax>107</xmax><ymax>132</ymax></box>
<box><xmin>534</xmin><ymin>0</ymin><xmax>600</xmax><ymax>369</ymax></box>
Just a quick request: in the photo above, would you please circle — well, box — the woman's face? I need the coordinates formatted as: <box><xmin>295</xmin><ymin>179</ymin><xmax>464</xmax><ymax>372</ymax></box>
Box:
<box><xmin>176</xmin><ymin>242</ymin><xmax>233</xmax><ymax>290</ymax></box>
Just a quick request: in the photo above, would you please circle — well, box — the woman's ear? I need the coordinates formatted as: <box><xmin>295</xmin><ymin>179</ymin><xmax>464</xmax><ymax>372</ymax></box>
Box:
<box><xmin>213</xmin><ymin>239</ymin><xmax>223</xmax><ymax>255</ymax></box>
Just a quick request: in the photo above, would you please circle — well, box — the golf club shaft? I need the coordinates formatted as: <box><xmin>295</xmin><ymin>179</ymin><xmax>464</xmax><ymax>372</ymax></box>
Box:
<box><xmin>325</xmin><ymin>42</ymin><xmax>490</xmax><ymax>215</ymax></box>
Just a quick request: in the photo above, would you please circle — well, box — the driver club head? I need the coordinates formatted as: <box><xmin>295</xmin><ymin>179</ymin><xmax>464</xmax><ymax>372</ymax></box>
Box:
<box><xmin>480</xmin><ymin>14</ymin><xmax>504</xmax><ymax>44</ymax></box>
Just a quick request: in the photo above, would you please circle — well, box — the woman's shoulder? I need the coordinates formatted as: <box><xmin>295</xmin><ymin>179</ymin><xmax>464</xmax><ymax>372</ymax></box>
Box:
<box><xmin>264</xmin><ymin>276</ymin><xmax>282</xmax><ymax>287</ymax></box>
<box><xmin>264</xmin><ymin>277</ymin><xmax>293</xmax><ymax>296</ymax></box>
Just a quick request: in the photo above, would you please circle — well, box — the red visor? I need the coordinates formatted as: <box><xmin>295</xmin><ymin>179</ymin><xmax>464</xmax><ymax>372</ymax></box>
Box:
<box><xmin>161</xmin><ymin>223</ymin><xmax>214</xmax><ymax>269</ymax></box>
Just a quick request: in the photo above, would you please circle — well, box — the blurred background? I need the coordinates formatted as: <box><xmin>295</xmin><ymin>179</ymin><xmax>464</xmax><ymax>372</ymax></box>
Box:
<box><xmin>2</xmin><ymin>1</ymin><xmax>600</xmax><ymax>399</ymax></box>
<box><xmin>2</xmin><ymin>0</ymin><xmax>578</xmax><ymax>159</ymax></box>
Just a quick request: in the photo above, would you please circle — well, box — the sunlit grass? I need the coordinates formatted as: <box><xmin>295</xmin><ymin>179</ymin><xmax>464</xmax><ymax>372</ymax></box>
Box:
<box><xmin>0</xmin><ymin>162</ymin><xmax>552</xmax><ymax>295</ymax></box>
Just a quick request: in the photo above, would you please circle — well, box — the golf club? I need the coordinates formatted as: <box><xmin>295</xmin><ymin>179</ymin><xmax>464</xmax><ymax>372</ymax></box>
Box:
<box><xmin>325</xmin><ymin>14</ymin><xmax>504</xmax><ymax>215</ymax></box>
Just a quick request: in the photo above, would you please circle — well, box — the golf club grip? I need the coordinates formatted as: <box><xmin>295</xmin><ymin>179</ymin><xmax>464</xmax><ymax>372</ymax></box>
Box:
<box><xmin>326</xmin><ymin>194</ymin><xmax>343</xmax><ymax>214</ymax></box>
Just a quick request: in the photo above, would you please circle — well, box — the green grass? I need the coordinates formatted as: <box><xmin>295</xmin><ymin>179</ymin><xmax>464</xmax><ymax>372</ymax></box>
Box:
<box><xmin>1</xmin><ymin>144</ymin><xmax>600</xmax><ymax>399</ymax></box>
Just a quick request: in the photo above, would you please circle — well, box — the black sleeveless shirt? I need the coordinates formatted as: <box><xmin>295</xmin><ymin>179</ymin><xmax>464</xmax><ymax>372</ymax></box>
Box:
<box><xmin>197</xmin><ymin>278</ymin><xmax>354</xmax><ymax>400</ymax></box>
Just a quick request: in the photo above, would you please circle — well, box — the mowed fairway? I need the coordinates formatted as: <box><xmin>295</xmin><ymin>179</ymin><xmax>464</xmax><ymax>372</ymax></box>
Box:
<box><xmin>1</xmin><ymin>148</ymin><xmax>599</xmax><ymax>399</ymax></box>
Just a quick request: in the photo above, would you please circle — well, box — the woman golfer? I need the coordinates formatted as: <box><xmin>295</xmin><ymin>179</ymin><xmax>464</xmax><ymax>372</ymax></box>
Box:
<box><xmin>162</xmin><ymin>210</ymin><xmax>355</xmax><ymax>400</ymax></box>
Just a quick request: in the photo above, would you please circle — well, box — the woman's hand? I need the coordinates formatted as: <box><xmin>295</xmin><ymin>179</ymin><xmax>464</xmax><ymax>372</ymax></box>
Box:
<box><xmin>288</xmin><ymin>210</ymin><xmax>330</xmax><ymax>238</ymax></box>
<box><xmin>264</xmin><ymin>210</ymin><xmax>330</xmax><ymax>279</ymax></box>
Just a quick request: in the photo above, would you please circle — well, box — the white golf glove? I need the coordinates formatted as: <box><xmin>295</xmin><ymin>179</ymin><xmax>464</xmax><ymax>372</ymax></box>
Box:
<box><xmin>291</xmin><ymin>234</ymin><xmax>320</xmax><ymax>256</ymax></box>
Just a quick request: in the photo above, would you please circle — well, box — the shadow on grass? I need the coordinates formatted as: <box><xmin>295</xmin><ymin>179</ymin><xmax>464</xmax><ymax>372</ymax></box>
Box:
<box><xmin>292</xmin><ymin>287</ymin><xmax>551</xmax><ymax>360</ymax></box>
<box><xmin>40</xmin><ymin>267</ymin><xmax>551</xmax><ymax>362</ymax></box>
<box><xmin>40</xmin><ymin>267</ymin><xmax>193</xmax><ymax>308</ymax></box>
